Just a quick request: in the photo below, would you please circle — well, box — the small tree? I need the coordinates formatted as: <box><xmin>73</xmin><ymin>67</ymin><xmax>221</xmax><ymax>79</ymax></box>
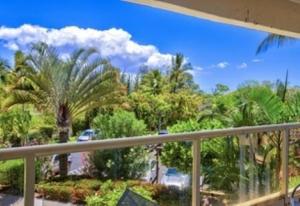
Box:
<box><xmin>0</xmin><ymin>108</ymin><xmax>31</xmax><ymax>146</ymax></box>
<box><xmin>90</xmin><ymin>110</ymin><xmax>148</xmax><ymax>180</ymax></box>
<box><xmin>161</xmin><ymin>119</ymin><xmax>240</xmax><ymax>192</ymax></box>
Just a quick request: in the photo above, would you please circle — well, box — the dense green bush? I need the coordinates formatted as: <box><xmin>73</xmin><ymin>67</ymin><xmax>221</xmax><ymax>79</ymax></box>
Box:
<box><xmin>160</xmin><ymin>119</ymin><xmax>202</xmax><ymax>173</ymax></box>
<box><xmin>161</xmin><ymin>119</ymin><xmax>239</xmax><ymax>192</ymax></box>
<box><xmin>0</xmin><ymin>109</ymin><xmax>31</xmax><ymax>146</ymax></box>
<box><xmin>36</xmin><ymin>178</ymin><xmax>172</xmax><ymax>205</ymax></box>
<box><xmin>39</xmin><ymin>126</ymin><xmax>54</xmax><ymax>139</ymax></box>
<box><xmin>28</xmin><ymin>130</ymin><xmax>44</xmax><ymax>144</ymax></box>
<box><xmin>92</xmin><ymin>109</ymin><xmax>146</xmax><ymax>139</ymax></box>
<box><xmin>0</xmin><ymin>160</ymin><xmax>23</xmax><ymax>193</ymax></box>
<box><xmin>0</xmin><ymin>159</ymin><xmax>41</xmax><ymax>194</ymax></box>
<box><xmin>72</xmin><ymin>118</ymin><xmax>86</xmax><ymax>136</ymax></box>
<box><xmin>36</xmin><ymin>178</ymin><xmax>100</xmax><ymax>203</ymax></box>
<box><xmin>90</xmin><ymin>110</ymin><xmax>148</xmax><ymax>180</ymax></box>
<box><xmin>36</xmin><ymin>184</ymin><xmax>72</xmax><ymax>202</ymax></box>
<box><xmin>28</xmin><ymin>128</ymin><xmax>54</xmax><ymax>144</ymax></box>
<box><xmin>161</xmin><ymin>119</ymin><xmax>226</xmax><ymax>173</ymax></box>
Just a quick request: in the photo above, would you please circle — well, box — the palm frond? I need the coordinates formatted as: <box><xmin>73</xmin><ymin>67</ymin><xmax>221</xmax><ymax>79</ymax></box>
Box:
<box><xmin>249</xmin><ymin>87</ymin><xmax>283</xmax><ymax>123</ymax></box>
<box><xmin>5</xmin><ymin>42</ymin><xmax>123</xmax><ymax>123</ymax></box>
<box><xmin>256</xmin><ymin>34</ymin><xmax>295</xmax><ymax>54</ymax></box>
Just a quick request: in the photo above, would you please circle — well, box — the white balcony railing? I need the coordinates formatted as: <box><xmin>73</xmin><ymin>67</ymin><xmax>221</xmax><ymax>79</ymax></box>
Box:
<box><xmin>1</xmin><ymin>122</ymin><xmax>300</xmax><ymax>206</ymax></box>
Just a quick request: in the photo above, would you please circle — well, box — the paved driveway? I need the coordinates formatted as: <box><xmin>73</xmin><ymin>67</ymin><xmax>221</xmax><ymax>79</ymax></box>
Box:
<box><xmin>68</xmin><ymin>152</ymin><xmax>88</xmax><ymax>175</ymax></box>
<box><xmin>0</xmin><ymin>193</ymin><xmax>74</xmax><ymax>206</ymax></box>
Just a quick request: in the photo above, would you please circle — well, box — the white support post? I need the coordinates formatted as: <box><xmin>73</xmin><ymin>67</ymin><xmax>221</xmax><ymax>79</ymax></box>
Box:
<box><xmin>192</xmin><ymin>140</ymin><xmax>201</xmax><ymax>206</ymax></box>
<box><xmin>24</xmin><ymin>155</ymin><xmax>35</xmax><ymax>206</ymax></box>
<box><xmin>281</xmin><ymin>129</ymin><xmax>289</xmax><ymax>204</ymax></box>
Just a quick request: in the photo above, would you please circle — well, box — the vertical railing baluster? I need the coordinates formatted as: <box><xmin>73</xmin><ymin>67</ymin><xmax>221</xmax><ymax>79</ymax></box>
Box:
<box><xmin>24</xmin><ymin>155</ymin><xmax>35</xmax><ymax>206</ymax></box>
<box><xmin>192</xmin><ymin>139</ymin><xmax>201</xmax><ymax>206</ymax></box>
<box><xmin>281</xmin><ymin>128</ymin><xmax>289</xmax><ymax>204</ymax></box>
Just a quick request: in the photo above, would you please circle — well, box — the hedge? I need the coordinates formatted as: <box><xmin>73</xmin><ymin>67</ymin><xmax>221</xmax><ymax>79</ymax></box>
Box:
<box><xmin>35</xmin><ymin>178</ymin><xmax>188</xmax><ymax>205</ymax></box>
<box><xmin>0</xmin><ymin>159</ymin><xmax>41</xmax><ymax>194</ymax></box>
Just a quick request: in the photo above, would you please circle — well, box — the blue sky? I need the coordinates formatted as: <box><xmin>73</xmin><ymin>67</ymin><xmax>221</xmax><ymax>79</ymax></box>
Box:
<box><xmin>0</xmin><ymin>0</ymin><xmax>299</xmax><ymax>92</ymax></box>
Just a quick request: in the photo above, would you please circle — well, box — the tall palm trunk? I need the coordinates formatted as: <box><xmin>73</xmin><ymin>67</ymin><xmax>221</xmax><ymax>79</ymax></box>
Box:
<box><xmin>239</xmin><ymin>135</ymin><xmax>247</xmax><ymax>202</ymax></box>
<box><xmin>275</xmin><ymin>137</ymin><xmax>282</xmax><ymax>189</ymax></box>
<box><xmin>58</xmin><ymin>129</ymin><xmax>69</xmax><ymax>176</ymax></box>
<box><xmin>57</xmin><ymin>105</ymin><xmax>71</xmax><ymax>177</ymax></box>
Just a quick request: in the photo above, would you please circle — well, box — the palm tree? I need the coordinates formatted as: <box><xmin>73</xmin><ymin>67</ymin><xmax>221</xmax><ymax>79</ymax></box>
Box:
<box><xmin>0</xmin><ymin>58</ymin><xmax>10</xmax><ymax>84</ymax></box>
<box><xmin>0</xmin><ymin>58</ymin><xmax>10</xmax><ymax>109</ymax></box>
<box><xmin>256</xmin><ymin>34</ymin><xmax>295</xmax><ymax>54</ymax></box>
<box><xmin>140</xmin><ymin>69</ymin><xmax>166</xmax><ymax>95</ymax></box>
<box><xmin>169</xmin><ymin>53</ymin><xmax>196</xmax><ymax>93</ymax></box>
<box><xmin>4</xmin><ymin>43</ymin><xmax>123</xmax><ymax>176</ymax></box>
<box><xmin>233</xmin><ymin>82</ymin><xmax>288</xmax><ymax>197</ymax></box>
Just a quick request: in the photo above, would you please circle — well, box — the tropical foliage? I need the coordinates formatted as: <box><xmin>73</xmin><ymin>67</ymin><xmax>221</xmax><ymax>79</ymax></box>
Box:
<box><xmin>2</xmin><ymin>43</ymin><xmax>123</xmax><ymax>176</ymax></box>
<box><xmin>1</xmin><ymin>40</ymin><xmax>300</xmax><ymax>204</ymax></box>
<box><xmin>90</xmin><ymin>110</ymin><xmax>148</xmax><ymax>180</ymax></box>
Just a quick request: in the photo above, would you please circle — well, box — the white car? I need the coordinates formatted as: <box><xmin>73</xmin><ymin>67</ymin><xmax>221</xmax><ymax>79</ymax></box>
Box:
<box><xmin>160</xmin><ymin>168</ymin><xmax>190</xmax><ymax>190</ymax></box>
<box><xmin>77</xmin><ymin>129</ymin><xmax>96</xmax><ymax>142</ymax></box>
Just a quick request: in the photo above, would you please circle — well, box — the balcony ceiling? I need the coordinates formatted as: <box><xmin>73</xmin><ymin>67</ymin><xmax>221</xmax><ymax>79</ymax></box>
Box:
<box><xmin>127</xmin><ymin>0</ymin><xmax>300</xmax><ymax>38</ymax></box>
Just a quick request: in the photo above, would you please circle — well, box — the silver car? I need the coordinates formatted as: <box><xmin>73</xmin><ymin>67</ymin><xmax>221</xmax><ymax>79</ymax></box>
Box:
<box><xmin>77</xmin><ymin>129</ymin><xmax>96</xmax><ymax>142</ymax></box>
<box><xmin>160</xmin><ymin>168</ymin><xmax>190</xmax><ymax>190</ymax></box>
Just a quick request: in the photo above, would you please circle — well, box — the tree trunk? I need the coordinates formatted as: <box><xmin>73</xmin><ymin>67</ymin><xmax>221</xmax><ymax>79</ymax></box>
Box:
<box><xmin>275</xmin><ymin>140</ymin><xmax>281</xmax><ymax>189</ymax></box>
<box><xmin>239</xmin><ymin>135</ymin><xmax>247</xmax><ymax>202</ymax></box>
<box><xmin>57</xmin><ymin>105</ymin><xmax>71</xmax><ymax>177</ymax></box>
<box><xmin>58</xmin><ymin>128</ymin><xmax>69</xmax><ymax>177</ymax></box>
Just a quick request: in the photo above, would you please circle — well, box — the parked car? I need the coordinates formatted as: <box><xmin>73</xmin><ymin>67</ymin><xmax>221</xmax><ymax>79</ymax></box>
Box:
<box><xmin>158</xmin><ymin>130</ymin><xmax>168</xmax><ymax>135</ymax></box>
<box><xmin>160</xmin><ymin>168</ymin><xmax>190</xmax><ymax>190</ymax></box>
<box><xmin>77</xmin><ymin>129</ymin><xmax>96</xmax><ymax>142</ymax></box>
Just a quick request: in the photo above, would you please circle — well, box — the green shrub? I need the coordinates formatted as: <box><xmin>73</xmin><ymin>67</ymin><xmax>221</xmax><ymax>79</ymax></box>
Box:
<box><xmin>28</xmin><ymin>130</ymin><xmax>43</xmax><ymax>143</ymax></box>
<box><xmin>72</xmin><ymin>118</ymin><xmax>86</xmax><ymax>136</ymax></box>
<box><xmin>161</xmin><ymin>119</ymin><xmax>225</xmax><ymax>173</ymax></box>
<box><xmin>77</xmin><ymin>179</ymin><xmax>101</xmax><ymax>190</ymax></box>
<box><xmin>35</xmin><ymin>178</ymin><xmax>182</xmax><ymax>205</ymax></box>
<box><xmin>36</xmin><ymin>183</ymin><xmax>72</xmax><ymax>202</ymax></box>
<box><xmin>0</xmin><ymin>109</ymin><xmax>32</xmax><ymax>147</ymax></box>
<box><xmin>0</xmin><ymin>159</ymin><xmax>42</xmax><ymax>194</ymax></box>
<box><xmin>90</xmin><ymin>110</ymin><xmax>148</xmax><ymax>180</ymax></box>
<box><xmin>86</xmin><ymin>195</ymin><xmax>102</xmax><ymax>206</ymax></box>
<box><xmin>39</xmin><ymin>126</ymin><xmax>54</xmax><ymax>139</ymax></box>
<box><xmin>162</xmin><ymin>119</ymin><xmax>239</xmax><ymax>192</ymax></box>
<box><xmin>92</xmin><ymin>110</ymin><xmax>146</xmax><ymax>139</ymax></box>
<box><xmin>71</xmin><ymin>187</ymin><xmax>94</xmax><ymax>204</ymax></box>
<box><xmin>36</xmin><ymin>178</ymin><xmax>101</xmax><ymax>204</ymax></box>
<box><xmin>0</xmin><ymin>160</ymin><xmax>23</xmax><ymax>193</ymax></box>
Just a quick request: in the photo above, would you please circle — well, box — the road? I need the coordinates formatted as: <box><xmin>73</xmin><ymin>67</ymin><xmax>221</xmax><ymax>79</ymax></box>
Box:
<box><xmin>68</xmin><ymin>152</ymin><xmax>87</xmax><ymax>175</ymax></box>
<box><xmin>0</xmin><ymin>193</ymin><xmax>74</xmax><ymax>206</ymax></box>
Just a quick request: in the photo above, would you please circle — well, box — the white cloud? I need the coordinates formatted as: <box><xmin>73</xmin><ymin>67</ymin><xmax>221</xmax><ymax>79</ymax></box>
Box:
<box><xmin>0</xmin><ymin>24</ymin><xmax>173</xmax><ymax>72</ymax></box>
<box><xmin>237</xmin><ymin>62</ymin><xmax>247</xmax><ymax>69</ymax></box>
<box><xmin>187</xmin><ymin>66</ymin><xmax>204</xmax><ymax>77</ymax></box>
<box><xmin>194</xmin><ymin>66</ymin><xmax>203</xmax><ymax>71</ymax></box>
<box><xmin>252</xmin><ymin>58</ymin><xmax>263</xmax><ymax>63</ymax></box>
<box><xmin>186</xmin><ymin>70</ymin><xmax>196</xmax><ymax>76</ymax></box>
<box><xmin>145</xmin><ymin>52</ymin><xmax>172</xmax><ymax>69</ymax></box>
<box><xmin>215</xmin><ymin>61</ymin><xmax>229</xmax><ymax>69</ymax></box>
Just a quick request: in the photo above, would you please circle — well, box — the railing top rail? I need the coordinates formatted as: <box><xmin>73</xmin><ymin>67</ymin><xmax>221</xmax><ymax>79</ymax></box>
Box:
<box><xmin>1</xmin><ymin>122</ymin><xmax>299</xmax><ymax>161</ymax></box>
